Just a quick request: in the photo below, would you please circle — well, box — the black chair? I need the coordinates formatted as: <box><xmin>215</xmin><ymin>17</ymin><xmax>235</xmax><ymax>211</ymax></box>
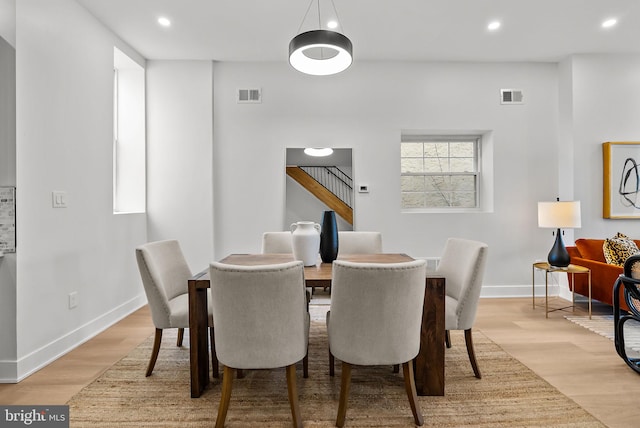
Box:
<box><xmin>613</xmin><ymin>254</ymin><xmax>640</xmax><ymax>374</ymax></box>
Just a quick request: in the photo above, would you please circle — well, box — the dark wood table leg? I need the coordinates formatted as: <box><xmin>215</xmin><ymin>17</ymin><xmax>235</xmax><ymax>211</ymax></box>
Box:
<box><xmin>188</xmin><ymin>276</ymin><xmax>210</xmax><ymax>398</ymax></box>
<box><xmin>415</xmin><ymin>276</ymin><xmax>445</xmax><ymax>396</ymax></box>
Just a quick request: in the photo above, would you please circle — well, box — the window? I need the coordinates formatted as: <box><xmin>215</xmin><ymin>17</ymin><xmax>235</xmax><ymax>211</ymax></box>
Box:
<box><xmin>401</xmin><ymin>135</ymin><xmax>481</xmax><ymax>209</ymax></box>
<box><xmin>113</xmin><ymin>47</ymin><xmax>145</xmax><ymax>214</ymax></box>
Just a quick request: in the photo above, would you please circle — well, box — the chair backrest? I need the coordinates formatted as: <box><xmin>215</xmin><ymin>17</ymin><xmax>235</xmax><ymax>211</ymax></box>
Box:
<box><xmin>328</xmin><ymin>259</ymin><xmax>426</xmax><ymax>366</ymax></box>
<box><xmin>337</xmin><ymin>231</ymin><xmax>383</xmax><ymax>254</ymax></box>
<box><xmin>209</xmin><ymin>260</ymin><xmax>308</xmax><ymax>369</ymax></box>
<box><xmin>436</xmin><ymin>238</ymin><xmax>488</xmax><ymax>330</ymax></box>
<box><xmin>261</xmin><ymin>231</ymin><xmax>293</xmax><ymax>253</ymax></box>
<box><xmin>135</xmin><ymin>239</ymin><xmax>192</xmax><ymax>329</ymax></box>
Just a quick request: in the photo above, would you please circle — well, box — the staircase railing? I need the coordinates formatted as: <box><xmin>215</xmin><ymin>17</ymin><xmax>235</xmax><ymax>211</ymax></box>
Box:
<box><xmin>299</xmin><ymin>166</ymin><xmax>353</xmax><ymax>208</ymax></box>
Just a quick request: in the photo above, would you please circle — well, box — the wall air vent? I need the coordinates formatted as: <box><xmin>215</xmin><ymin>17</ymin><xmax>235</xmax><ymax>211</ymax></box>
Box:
<box><xmin>500</xmin><ymin>89</ymin><xmax>524</xmax><ymax>104</ymax></box>
<box><xmin>237</xmin><ymin>88</ymin><xmax>262</xmax><ymax>103</ymax></box>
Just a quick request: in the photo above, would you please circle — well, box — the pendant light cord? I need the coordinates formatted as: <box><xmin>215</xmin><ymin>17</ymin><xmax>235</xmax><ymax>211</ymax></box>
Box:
<box><xmin>296</xmin><ymin>0</ymin><xmax>316</xmax><ymax>33</ymax></box>
<box><xmin>297</xmin><ymin>0</ymin><xmax>345</xmax><ymax>33</ymax></box>
<box><xmin>329</xmin><ymin>0</ymin><xmax>345</xmax><ymax>32</ymax></box>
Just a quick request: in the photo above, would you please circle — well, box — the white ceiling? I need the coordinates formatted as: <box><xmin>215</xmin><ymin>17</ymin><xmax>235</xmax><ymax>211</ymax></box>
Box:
<box><xmin>75</xmin><ymin>0</ymin><xmax>640</xmax><ymax>63</ymax></box>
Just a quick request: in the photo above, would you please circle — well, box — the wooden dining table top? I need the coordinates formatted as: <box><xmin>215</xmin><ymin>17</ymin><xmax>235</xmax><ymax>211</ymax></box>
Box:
<box><xmin>191</xmin><ymin>253</ymin><xmax>419</xmax><ymax>288</ymax></box>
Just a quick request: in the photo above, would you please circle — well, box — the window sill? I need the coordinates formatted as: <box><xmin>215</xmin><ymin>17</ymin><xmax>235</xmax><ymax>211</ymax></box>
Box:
<box><xmin>113</xmin><ymin>211</ymin><xmax>146</xmax><ymax>215</ymax></box>
<box><xmin>402</xmin><ymin>208</ymin><xmax>484</xmax><ymax>214</ymax></box>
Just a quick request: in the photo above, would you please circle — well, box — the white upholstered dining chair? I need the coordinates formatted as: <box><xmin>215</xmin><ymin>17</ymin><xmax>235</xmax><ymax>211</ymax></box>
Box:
<box><xmin>437</xmin><ymin>237</ymin><xmax>489</xmax><ymax>379</ymax></box>
<box><xmin>261</xmin><ymin>231</ymin><xmax>293</xmax><ymax>253</ymax></box>
<box><xmin>209</xmin><ymin>260</ymin><xmax>309</xmax><ymax>428</ymax></box>
<box><xmin>337</xmin><ymin>231</ymin><xmax>383</xmax><ymax>254</ymax></box>
<box><xmin>262</xmin><ymin>230</ymin><xmax>313</xmax><ymax>303</ymax></box>
<box><xmin>327</xmin><ymin>259</ymin><xmax>427</xmax><ymax>427</ymax></box>
<box><xmin>135</xmin><ymin>239</ymin><xmax>217</xmax><ymax>377</ymax></box>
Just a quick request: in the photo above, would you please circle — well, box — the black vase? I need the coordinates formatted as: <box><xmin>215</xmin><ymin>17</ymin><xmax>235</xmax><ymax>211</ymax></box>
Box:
<box><xmin>547</xmin><ymin>228</ymin><xmax>570</xmax><ymax>267</ymax></box>
<box><xmin>320</xmin><ymin>211</ymin><xmax>339</xmax><ymax>263</ymax></box>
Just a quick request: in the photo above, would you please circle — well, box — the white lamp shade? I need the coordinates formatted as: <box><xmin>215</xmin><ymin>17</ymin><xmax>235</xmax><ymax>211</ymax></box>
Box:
<box><xmin>538</xmin><ymin>201</ymin><xmax>582</xmax><ymax>228</ymax></box>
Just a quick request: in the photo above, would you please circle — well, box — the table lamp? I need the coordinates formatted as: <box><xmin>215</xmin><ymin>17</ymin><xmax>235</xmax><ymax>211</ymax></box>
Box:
<box><xmin>538</xmin><ymin>199</ymin><xmax>581</xmax><ymax>267</ymax></box>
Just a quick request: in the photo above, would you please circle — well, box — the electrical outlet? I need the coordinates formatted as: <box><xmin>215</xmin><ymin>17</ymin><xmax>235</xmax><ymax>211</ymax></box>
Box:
<box><xmin>69</xmin><ymin>291</ymin><xmax>78</xmax><ymax>309</ymax></box>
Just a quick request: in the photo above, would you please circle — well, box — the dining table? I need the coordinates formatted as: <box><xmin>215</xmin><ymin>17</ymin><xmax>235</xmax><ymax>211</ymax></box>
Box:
<box><xmin>188</xmin><ymin>253</ymin><xmax>445</xmax><ymax>398</ymax></box>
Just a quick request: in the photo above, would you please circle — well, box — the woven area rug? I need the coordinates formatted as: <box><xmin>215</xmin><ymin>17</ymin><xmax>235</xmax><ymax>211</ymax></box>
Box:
<box><xmin>565</xmin><ymin>314</ymin><xmax>640</xmax><ymax>355</ymax></box>
<box><xmin>68</xmin><ymin>307</ymin><xmax>605</xmax><ymax>427</ymax></box>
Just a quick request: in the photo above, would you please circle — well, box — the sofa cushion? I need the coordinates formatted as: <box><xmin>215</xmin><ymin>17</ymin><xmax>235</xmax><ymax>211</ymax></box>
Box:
<box><xmin>603</xmin><ymin>233</ymin><xmax>640</xmax><ymax>266</ymax></box>
<box><xmin>575</xmin><ymin>239</ymin><xmax>607</xmax><ymax>263</ymax></box>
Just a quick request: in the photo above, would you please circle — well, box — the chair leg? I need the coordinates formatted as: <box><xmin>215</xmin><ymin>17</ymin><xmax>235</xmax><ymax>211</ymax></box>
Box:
<box><xmin>336</xmin><ymin>362</ymin><xmax>352</xmax><ymax>428</ymax></box>
<box><xmin>176</xmin><ymin>328</ymin><xmax>184</xmax><ymax>347</ymax></box>
<box><xmin>303</xmin><ymin>353</ymin><xmax>309</xmax><ymax>378</ymax></box>
<box><xmin>209</xmin><ymin>327</ymin><xmax>219</xmax><ymax>378</ymax></box>
<box><xmin>329</xmin><ymin>349</ymin><xmax>335</xmax><ymax>377</ymax></box>
<box><xmin>215</xmin><ymin>366</ymin><xmax>235</xmax><ymax>428</ymax></box>
<box><xmin>286</xmin><ymin>364</ymin><xmax>303</xmax><ymax>428</ymax></box>
<box><xmin>237</xmin><ymin>369</ymin><xmax>245</xmax><ymax>379</ymax></box>
<box><xmin>145</xmin><ymin>328</ymin><xmax>163</xmax><ymax>377</ymax></box>
<box><xmin>617</xmin><ymin>316</ymin><xmax>640</xmax><ymax>374</ymax></box>
<box><xmin>393</xmin><ymin>364</ymin><xmax>399</xmax><ymax>373</ymax></box>
<box><xmin>402</xmin><ymin>361</ymin><xmax>424</xmax><ymax>426</ymax></box>
<box><xmin>464</xmin><ymin>329</ymin><xmax>482</xmax><ymax>379</ymax></box>
<box><xmin>445</xmin><ymin>330</ymin><xmax>451</xmax><ymax>348</ymax></box>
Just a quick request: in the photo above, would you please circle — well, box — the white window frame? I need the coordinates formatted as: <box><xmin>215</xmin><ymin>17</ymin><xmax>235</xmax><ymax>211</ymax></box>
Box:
<box><xmin>401</xmin><ymin>134</ymin><xmax>483</xmax><ymax>212</ymax></box>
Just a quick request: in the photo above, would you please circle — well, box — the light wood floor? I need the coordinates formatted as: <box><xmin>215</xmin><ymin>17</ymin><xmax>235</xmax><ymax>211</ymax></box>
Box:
<box><xmin>1</xmin><ymin>297</ymin><xmax>639</xmax><ymax>427</ymax></box>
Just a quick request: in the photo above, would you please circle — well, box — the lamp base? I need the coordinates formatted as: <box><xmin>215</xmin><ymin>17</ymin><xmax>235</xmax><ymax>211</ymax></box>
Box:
<box><xmin>548</xmin><ymin>228</ymin><xmax>570</xmax><ymax>267</ymax></box>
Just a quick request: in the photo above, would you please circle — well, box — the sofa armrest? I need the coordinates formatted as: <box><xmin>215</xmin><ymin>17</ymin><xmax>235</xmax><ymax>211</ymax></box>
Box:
<box><xmin>569</xmin><ymin>257</ymin><xmax>627</xmax><ymax>310</ymax></box>
<box><xmin>570</xmin><ymin>257</ymin><xmax>621</xmax><ymax>275</ymax></box>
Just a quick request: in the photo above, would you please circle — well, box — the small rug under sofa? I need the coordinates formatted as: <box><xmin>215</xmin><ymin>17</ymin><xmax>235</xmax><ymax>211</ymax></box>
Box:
<box><xmin>565</xmin><ymin>314</ymin><xmax>640</xmax><ymax>356</ymax></box>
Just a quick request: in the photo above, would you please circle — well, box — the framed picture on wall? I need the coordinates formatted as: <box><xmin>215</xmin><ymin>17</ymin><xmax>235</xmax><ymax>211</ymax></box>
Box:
<box><xmin>603</xmin><ymin>142</ymin><xmax>640</xmax><ymax>219</ymax></box>
<box><xmin>0</xmin><ymin>186</ymin><xmax>16</xmax><ymax>252</ymax></box>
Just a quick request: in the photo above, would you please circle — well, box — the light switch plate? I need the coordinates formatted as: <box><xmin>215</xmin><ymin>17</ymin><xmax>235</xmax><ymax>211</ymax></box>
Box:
<box><xmin>69</xmin><ymin>291</ymin><xmax>78</xmax><ymax>309</ymax></box>
<box><xmin>52</xmin><ymin>191</ymin><xmax>68</xmax><ymax>208</ymax></box>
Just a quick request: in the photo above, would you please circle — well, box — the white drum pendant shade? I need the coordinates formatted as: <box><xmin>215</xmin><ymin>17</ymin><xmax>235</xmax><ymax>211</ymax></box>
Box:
<box><xmin>289</xmin><ymin>30</ymin><xmax>353</xmax><ymax>76</ymax></box>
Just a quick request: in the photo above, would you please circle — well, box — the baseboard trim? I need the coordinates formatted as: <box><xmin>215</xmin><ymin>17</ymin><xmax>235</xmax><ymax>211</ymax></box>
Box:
<box><xmin>0</xmin><ymin>295</ymin><xmax>147</xmax><ymax>383</ymax></box>
<box><xmin>479</xmin><ymin>284</ymin><xmax>560</xmax><ymax>298</ymax></box>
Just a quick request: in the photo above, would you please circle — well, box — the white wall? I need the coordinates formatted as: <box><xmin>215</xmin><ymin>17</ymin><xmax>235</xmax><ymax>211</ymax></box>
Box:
<box><xmin>7</xmin><ymin>0</ymin><xmax>148</xmax><ymax>381</ymax></box>
<box><xmin>146</xmin><ymin>60</ymin><xmax>214</xmax><ymax>271</ymax></box>
<box><xmin>212</xmin><ymin>61</ymin><xmax>559</xmax><ymax>289</ymax></box>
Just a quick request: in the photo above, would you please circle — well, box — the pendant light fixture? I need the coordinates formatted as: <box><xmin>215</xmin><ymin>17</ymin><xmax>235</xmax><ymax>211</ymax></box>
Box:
<box><xmin>289</xmin><ymin>0</ymin><xmax>353</xmax><ymax>76</ymax></box>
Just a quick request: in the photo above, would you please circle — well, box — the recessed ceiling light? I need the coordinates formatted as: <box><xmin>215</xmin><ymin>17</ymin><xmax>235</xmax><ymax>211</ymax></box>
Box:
<box><xmin>304</xmin><ymin>148</ymin><xmax>334</xmax><ymax>157</ymax></box>
<box><xmin>158</xmin><ymin>17</ymin><xmax>171</xmax><ymax>27</ymax></box>
<box><xmin>327</xmin><ymin>20</ymin><xmax>338</xmax><ymax>29</ymax></box>
<box><xmin>602</xmin><ymin>18</ymin><xmax>617</xmax><ymax>28</ymax></box>
<box><xmin>488</xmin><ymin>21</ymin><xmax>501</xmax><ymax>31</ymax></box>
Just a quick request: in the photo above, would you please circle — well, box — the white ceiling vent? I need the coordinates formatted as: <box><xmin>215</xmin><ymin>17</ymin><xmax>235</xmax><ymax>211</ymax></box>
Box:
<box><xmin>237</xmin><ymin>88</ymin><xmax>262</xmax><ymax>103</ymax></box>
<box><xmin>500</xmin><ymin>89</ymin><xmax>524</xmax><ymax>104</ymax></box>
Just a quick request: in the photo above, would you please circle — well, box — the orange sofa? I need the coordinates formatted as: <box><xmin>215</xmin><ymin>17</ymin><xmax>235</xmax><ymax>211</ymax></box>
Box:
<box><xmin>566</xmin><ymin>238</ymin><xmax>640</xmax><ymax>312</ymax></box>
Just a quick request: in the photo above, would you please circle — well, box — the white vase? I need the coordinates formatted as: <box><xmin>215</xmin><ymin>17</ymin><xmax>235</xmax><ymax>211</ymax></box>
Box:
<box><xmin>290</xmin><ymin>221</ymin><xmax>321</xmax><ymax>266</ymax></box>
